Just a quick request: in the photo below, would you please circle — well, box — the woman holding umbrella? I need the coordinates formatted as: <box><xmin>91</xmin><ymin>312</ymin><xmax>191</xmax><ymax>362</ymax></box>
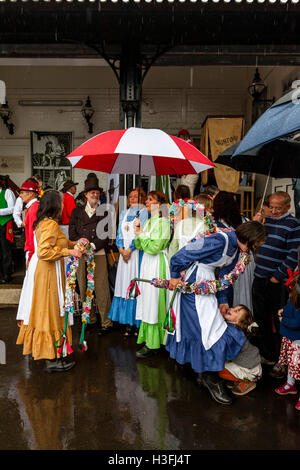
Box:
<box><xmin>108</xmin><ymin>187</ymin><xmax>148</xmax><ymax>336</ymax></box>
<box><xmin>134</xmin><ymin>190</ymin><xmax>171</xmax><ymax>358</ymax></box>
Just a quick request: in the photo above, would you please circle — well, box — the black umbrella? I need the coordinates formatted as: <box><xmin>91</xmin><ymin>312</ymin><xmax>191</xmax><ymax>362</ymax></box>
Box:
<box><xmin>215</xmin><ymin>136</ymin><xmax>300</xmax><ymax>208</ymax></box>
<box><xmin>215</xmin><ymin>137</ymin><xmax>300</xmax><ymax>178</ymax></box>
<box><xmin>232</xmin><ymin>89</ymin><xmax>300</xmax><ymax>156</ymax></box>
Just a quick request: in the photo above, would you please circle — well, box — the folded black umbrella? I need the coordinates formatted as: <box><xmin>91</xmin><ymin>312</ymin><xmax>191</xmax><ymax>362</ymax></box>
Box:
<box><xmin>215</xmin><ymin>137</ymin><xmax>300</xmax><ymax>178</ymax></box>
<box><xmin>107</xmin><ymin>246</ymin><xmax>119</xmax><ymax>298</ymax></box>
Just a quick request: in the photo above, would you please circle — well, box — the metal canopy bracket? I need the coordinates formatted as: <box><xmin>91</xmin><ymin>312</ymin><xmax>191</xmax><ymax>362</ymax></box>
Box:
<box><xmin>119</xmin><ymin>43</ymin><xmax>143</xmax><ymax>129</ymax></box>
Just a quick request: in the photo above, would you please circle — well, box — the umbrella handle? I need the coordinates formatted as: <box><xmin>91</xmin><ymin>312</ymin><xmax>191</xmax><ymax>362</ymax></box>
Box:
<box><xmin>138</xmin><ymin>154</ymin><xmax>141</xmax><ymax>216</ymax></box>
<box><xmin>110</xmin><ymin>249</ymin><xmax>116</xmax><ymax>263</ymax></box>
<box><xmin>260</xmin><ymin>157</ymin><xmax>274</xmax><ymax>209</ymax></box>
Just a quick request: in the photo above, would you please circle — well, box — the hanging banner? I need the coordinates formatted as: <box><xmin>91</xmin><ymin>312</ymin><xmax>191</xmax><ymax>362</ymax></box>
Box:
<box><xmin>201</xmin><ymin>117</ymin><xmax>244</xmax><ymax>193</ymax></box>
<box><xmin>148</xmin><ymin>175</ymin><xmax>172</xmax><ymax>203</ymax></box>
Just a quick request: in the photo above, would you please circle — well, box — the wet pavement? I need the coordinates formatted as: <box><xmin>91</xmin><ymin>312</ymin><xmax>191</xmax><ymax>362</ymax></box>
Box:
<box><xmin>1</xmin><ymin>306</ymin><xmax>300</xmax><ymax>452</ymax></box>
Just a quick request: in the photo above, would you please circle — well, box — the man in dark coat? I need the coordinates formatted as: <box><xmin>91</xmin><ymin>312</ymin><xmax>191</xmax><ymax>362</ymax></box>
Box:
<box><xmin>69</xmin><ymin>178</ymin><xmax>112</xmax><ymax>333</ymax></box>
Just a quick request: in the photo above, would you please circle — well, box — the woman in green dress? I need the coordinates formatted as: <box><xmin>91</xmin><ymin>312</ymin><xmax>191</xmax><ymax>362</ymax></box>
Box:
<box><xmin>134</xmin><ymin>190</ymin><xmax>171</xmax><ymax>358</ymax></box>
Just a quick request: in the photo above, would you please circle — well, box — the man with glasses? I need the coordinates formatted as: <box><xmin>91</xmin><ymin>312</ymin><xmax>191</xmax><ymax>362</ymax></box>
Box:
<box><xmin>253</xmin><ymin>191</ymin><xmax>300</xmax><ymax>377</ymax></box>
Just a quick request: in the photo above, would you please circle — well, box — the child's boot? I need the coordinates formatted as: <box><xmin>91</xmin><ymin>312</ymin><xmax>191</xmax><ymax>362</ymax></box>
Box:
<box><xmin>275</xmin><ymin>382</ymin><xmax>297</xmax><ymax>395</ymax></box>
<box><xmin>231</xmin><ymin>380</ymin><xmax>256</xmax><ymax>396</ymax></box>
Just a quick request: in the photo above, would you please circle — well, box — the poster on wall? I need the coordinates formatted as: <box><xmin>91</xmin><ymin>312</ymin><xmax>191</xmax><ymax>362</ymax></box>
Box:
<box><xmin>200</xmin><ymin>117</ymin><xmax>244</xmax><ymax>193</ymax></box>
<box><xmin>31</xmin><ymin>131</ymin><xmax>73</xmax><ymax>190</ymax></box>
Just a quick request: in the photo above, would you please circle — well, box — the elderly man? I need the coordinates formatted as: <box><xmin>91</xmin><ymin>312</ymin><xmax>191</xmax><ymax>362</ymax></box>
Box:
<box><xmin>0</xmin><ymin>176</ymin><xmax>16</xmax><ymax>283</ymax></box>
<box><xmin>253</xmin><ymin>191</ymin><xmax>300</xmax><ymax>377</ymax></box>
<box><xmin>69</xmin><ymin>178</ymin><xmax>112</xmax><ymax>333</ymax></box>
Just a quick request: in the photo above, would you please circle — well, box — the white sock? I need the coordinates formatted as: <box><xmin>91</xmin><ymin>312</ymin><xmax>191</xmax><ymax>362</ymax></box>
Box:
<box><xmin>287</xmin><ymin>370</ymin><xmax>296</xmax><ymax>387</ymax></box>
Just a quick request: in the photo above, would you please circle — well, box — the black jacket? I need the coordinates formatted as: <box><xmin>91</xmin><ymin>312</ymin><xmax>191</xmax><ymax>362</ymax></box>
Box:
<box><xmin>69</xmin><ymin>205</ymin><xmax>109</xmax><ymax>252</ymax></box>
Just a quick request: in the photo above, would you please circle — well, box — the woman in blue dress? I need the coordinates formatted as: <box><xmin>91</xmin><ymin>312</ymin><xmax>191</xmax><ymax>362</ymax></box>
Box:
<box><xmin>108</xmin><ymin>188</ymin><xmax>148</xmax><ymax>336</ymax></box>
<box><xmin>166</xmin><ymin>221</ymin><xmax>267</xmax><ymax>405</ymax></box>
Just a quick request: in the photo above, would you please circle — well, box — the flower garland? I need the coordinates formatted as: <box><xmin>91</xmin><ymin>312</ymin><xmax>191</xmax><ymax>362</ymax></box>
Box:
<box><xmin>127</xmin><ymin>250</ymin><xmax>251</xmax><ymax>297</ymax></box>
<box><xmin>55</xmin><ymin>238</ymin><xmax>95</xmax><ymax>356</ymax></box>
<box><xmin>169</xmin><ymin>198</ymin><xmax>233</xmax><ymax>241</ymax></box>
<box><xmin>169</xmin><ymin>198</ymin><xmax>216</xmax><ymax>233</ymax></box>
<box><xmin>176</xmin><ymin>250</ymin><xmax>251</xmax><ymax>295</ymax></box>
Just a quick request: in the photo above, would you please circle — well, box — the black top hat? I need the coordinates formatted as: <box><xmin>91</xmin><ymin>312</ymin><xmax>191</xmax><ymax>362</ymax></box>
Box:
<box><xmin>62</xmin><ymin>179</ymin><xmax>78</xmax><ymax>193</ymax></box>
<box><xmin>84</xmin><ymin>180</ymin><xmax>103</xmax><ymax>193</ymax></box>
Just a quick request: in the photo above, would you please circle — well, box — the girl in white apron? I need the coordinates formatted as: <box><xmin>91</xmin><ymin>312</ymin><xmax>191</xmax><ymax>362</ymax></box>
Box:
<box><xmin>134</xmin><ymin>191</ymin><xmax>171</xmax><ymax>358</ymax></box>
<box><xmin>108</xmin><ymin>189</ymin><xmax>148</xmax><ymax>335</ymax></box>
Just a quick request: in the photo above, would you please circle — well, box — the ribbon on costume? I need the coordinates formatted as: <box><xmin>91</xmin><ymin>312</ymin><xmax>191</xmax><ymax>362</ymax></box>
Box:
<box><xmin>55</xmin><ymin>238</ymin><xmax>95</xmax><ymax>356</ymax></box>
<box><xmin>126</xmin><ymin>279</ymin><xmax>141</xmax><ymax>299</ymax></box>
<box><xmin>163</xmin><ymin>288</ymin><xmax>178</xmax><ymax>335</ymax></box>
<box><xmin>55</xmin><ymin>308</ymin><xmax>74</xmax><ymax>357</ymax></box>
<box><xmin>285</xmin><ymin>268</ymin><xmax>299</xmax><ymax>291</ymax></box>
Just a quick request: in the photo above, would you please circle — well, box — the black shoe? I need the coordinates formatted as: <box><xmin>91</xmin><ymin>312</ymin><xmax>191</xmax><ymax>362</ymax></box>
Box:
<box><xmin>196</xmin><ymin>373</ymin><xmax>203</xmax><ymax>386</ymax></box>
<box><xmin>201</xmin><ymin>372</ymin><xmax>233</xmax><ymax>405</ymax></box>
<box><xmin>44</xmin><ymin>359</ymin><xmax>76</xmax><ymax>373</ymax></box>
<box><xmin>133</xmin><ymin>325</ymin><xmax>139</xmax><ymax>337</ymax></box>
<box><xmin>124</xmin><ymin>325</ymin><xmax>134</xmax><ymax>337</ymax></box>
<box><xmin>0</xmin><ymin>276</ymin><xmax>12</xmax><ymax>284</ymax></box>
<box><xmin>98</xmin><ymin>325</ymin><xmax>113</xmax><ymax>336</ymax></box>
<box><xmin>136</xmin><ymin>345</ymin><xmax>157</xmax><ymax>358</ymax></box>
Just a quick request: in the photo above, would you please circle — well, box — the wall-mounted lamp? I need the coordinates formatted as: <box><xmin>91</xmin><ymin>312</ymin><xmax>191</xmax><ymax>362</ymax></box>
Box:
<box><xmin>81</xmin><ymin>96</ymin><xmax>95</xmax><ymax>134</ymax></box>
<box><xmin>248</xmin><ymin>68</ymin><xmax>266</xmax><ymax>100</ymax></box>
<box><xmin>0</xmin><ymin>101</ymin><xmax>14</xmax><ymax>135</ymax></box>
<box><xmin>248</xmin><ymin>68</ymin><xmax>275</xmax><ymax>105</ymax></box>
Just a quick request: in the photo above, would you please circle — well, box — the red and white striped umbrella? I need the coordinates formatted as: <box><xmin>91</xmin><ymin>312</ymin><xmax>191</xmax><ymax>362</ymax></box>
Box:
<box><xmin>66</xmin><ymin>127</ymin><xmax>214</xmax><ymax>175</ymax></box>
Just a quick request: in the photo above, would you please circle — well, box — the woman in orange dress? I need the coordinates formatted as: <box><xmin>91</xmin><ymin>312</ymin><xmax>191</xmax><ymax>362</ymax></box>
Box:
<box><xmin>17</xmin><ymin>189</ymin><xmax>83</xmax><ymax>372</ymax></box>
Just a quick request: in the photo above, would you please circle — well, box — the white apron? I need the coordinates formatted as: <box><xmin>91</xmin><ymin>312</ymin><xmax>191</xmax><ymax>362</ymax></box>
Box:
<box><xmin>177</xmin><ymin>218</ymin><xmax>205</xmax><ymax>251</ymax></box>
<box><xmin>16</xmin><ymin>234</ymin><xmax>72</xmax><ymax>326</ymax></box>
<box><xmin>175</xmin><ymin>232</ymin><xmax>237</xmax><ymax>350</ymax></box>
<box><xmin>136</xmin><ymin>217</ymin><xmax>170</xmax><ymax>325</ymax></box>
<box><xmin>172</xmin><ymin>218</ymin><xmax>207</xmax><ymax>340</ymax></box>
<box><xmin>114</xmin><ymin>208</ymin><xmax>140</xmax><ymax>299</ymax></box>
<box><xmin>16</xmin><ymin>236</ymin><xmax>39</xmax><ymax>325</ymax></box>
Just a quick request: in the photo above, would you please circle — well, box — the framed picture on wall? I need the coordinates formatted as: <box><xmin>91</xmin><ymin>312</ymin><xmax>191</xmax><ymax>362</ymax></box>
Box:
<box><xmin>31</xmin><ymin>131</ymin><xmax>73</xmax><ymax>190</ymax></box>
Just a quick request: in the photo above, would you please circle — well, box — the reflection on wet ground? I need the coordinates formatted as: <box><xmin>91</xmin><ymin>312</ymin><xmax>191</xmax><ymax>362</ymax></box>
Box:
<box><xmin>1</xmin><ymin>306</ymin><xmax>300</xmax><ymax>451</ymax></box>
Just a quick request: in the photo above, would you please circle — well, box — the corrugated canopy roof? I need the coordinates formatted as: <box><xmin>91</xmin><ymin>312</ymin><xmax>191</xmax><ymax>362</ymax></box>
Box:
<box><xmin>0</xmin><ymin>0</ymin><xmax>299</xmax><ymax>3</ymax></box>
<box><xmin>0</xmin><ymin>0</ymin><xmax>300</xmax><ymax>67</ymax></box>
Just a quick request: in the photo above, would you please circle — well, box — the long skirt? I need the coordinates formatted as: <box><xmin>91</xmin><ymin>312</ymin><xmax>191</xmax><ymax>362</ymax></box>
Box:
<box><xmin>136</xmin><ymin>251</ymin><xmax>170</xmax><ymax>350</ymax></box>
<box><xmin>108</xmin><ymin>249</ymin><xmax>141</xmax><ymax>327</ymax></box>
<box><xmin>166</xmin><ymin>263</ymin><xmax>245</xmax><ymax>373</ymax></box>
